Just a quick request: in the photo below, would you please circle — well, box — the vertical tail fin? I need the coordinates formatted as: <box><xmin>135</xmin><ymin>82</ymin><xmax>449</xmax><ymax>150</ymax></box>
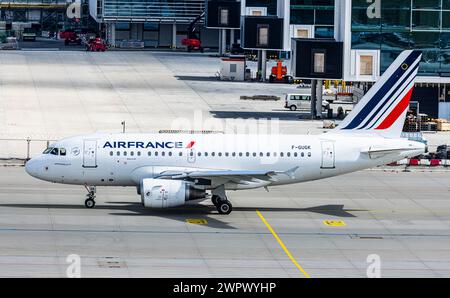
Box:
<box><xmin>335</xmin><ymin>50</ymin><xmax>422</xmax><ymax>138</ymax></box>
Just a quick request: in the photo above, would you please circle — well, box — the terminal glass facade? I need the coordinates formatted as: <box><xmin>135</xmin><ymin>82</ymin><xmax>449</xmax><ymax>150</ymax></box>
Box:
<box><xmin>290</xmin><ymin>0</ymin><xmax>335</xmax><ymax>38</ymax></box>
<box><xmin>352</xmin><ymin>0</ymin><xmax>450</xmax><ymax>76</ymax></box>
<box><xmin>102</xmin><ymin>0</ymin><xmax>204</xmax><ymax>21</ymax></box>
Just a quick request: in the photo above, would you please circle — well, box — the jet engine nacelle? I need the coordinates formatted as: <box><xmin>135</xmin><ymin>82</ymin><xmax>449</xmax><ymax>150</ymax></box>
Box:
<box><xmin>140</xmin><ymin>178</ymin><xmax>206</xmax><ymax>208</ymax></box>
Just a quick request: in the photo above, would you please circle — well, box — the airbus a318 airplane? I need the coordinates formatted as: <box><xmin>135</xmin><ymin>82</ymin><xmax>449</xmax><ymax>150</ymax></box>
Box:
<box><xmin>25</xmin><ymin>50</ymin><xmax>425</xmax><ymax>215</ymax></box>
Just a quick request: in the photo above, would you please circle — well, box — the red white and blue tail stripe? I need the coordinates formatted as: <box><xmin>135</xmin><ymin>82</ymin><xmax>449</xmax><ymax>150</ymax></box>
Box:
<box><xmin>335</xmin><ymin>50</ymin><xmax>422</xmax><ymax>138</ymax></box>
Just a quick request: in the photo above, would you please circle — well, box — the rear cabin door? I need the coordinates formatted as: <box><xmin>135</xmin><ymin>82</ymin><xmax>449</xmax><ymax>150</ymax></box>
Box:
<box><xmin>83</xmin><ymin>140</ymin><xmax>98</xmax><ymax>168</ymax></box>
<box><xmin>321</xmin><ymin>141</ymin><xmax>335</xmax><ymax>169</ymax></box>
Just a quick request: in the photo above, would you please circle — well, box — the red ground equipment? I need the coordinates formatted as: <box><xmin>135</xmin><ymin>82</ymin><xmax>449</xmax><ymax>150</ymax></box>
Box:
<box><xmin>86</xmin><ymin>38</ymin><xmax>107</xmax><ymax>52</ymax></box>
<box><xmin>64</xmin><ymin>33</ymin><xmax>82</xmax><ymax>46</ymax></box>
<box><xmin>269</xmin><ymin>60</ymin><xmax>294</xmax><ymax>84</ymax></box>
<box><xmin>60</xmin><ymin>29</ymin><xmax>77</xmax><ymax>40</ymax></box>
<box><xmin>181</xmin><ymin>11</ymin><xmax>205</xmax><ymax>52</ymax></box>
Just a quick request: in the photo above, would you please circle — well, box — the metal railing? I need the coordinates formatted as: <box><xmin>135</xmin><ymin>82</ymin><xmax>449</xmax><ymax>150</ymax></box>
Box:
<box><xmin>0</xmin><ymin>138</ymin><xmax>56</xmax><ymax>161</ymax></box>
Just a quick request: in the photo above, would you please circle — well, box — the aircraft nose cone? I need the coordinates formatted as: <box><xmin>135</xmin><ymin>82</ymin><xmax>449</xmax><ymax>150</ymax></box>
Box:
<box><xmin>25</xmin><ymin>158</ymin><xmax>39</xmax><ymax>177</ymax></box>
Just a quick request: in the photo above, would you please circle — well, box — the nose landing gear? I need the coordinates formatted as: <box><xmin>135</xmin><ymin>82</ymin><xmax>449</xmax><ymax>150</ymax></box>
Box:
<box><xmin>84</xmin><ymin>185</ymin><xmax>96</xmax><ymax>208</ymax></box>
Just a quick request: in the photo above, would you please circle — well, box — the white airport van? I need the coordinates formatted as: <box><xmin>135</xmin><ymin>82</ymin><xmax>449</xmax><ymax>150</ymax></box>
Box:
<box><xmin>284</xmin><ymin>93</ymin><xmax>329</xmax><ymax>111</ymax></box>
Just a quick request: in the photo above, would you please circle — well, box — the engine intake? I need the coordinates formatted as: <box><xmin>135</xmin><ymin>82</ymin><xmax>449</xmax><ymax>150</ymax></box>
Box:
<box><xmin>140</xmin><ymin>178</ymin><xmax>206</xmax><ymax>208</ymax></box>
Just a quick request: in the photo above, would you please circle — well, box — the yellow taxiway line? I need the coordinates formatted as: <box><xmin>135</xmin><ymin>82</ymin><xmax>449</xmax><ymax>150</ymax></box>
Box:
<box><xmin>256</xmin><ymin>210</ymin><xmax>310</xmax><ymax>278</ymax></box>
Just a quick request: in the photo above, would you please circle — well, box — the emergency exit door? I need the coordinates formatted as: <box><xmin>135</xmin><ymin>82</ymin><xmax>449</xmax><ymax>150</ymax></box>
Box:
<box><xmin>321</xmin><ymin>141</ymin><xmax>335</xmax><ymax>169</ymax></box>
<box><xmin>83</xmin><ymin>140</ymin><xmax>97</xmax><ymax>168</ymax></box>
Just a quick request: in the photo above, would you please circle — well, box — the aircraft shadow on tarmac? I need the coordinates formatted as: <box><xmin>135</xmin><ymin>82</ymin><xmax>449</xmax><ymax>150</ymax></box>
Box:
<box><xmin>0</xmin><ymin>203</ymin><xmax>363</xmax><ymax>230</ymax></box>
<box><xmin>175</xmin><ymin>75</ymin><xmax>219</xmax><ymax>82</ymax></box>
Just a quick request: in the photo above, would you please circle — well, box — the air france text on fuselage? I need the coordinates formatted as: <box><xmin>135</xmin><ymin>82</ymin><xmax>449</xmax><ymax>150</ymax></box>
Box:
<box><xmin>103</xmin><ymin>141</ymin><xmax>184</xmax><ymax>149</ymax></box>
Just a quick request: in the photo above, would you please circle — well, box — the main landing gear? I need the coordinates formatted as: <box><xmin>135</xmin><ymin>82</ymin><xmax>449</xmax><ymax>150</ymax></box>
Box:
<box><xmin>211</xmin><ymin>186</ymin><xmax>232</xmax><ymax>215</ymax></box>
<box><xmin>84</xmin><ymin>185</ymin><xmax>96</xmax><ymax>208</ymax></box>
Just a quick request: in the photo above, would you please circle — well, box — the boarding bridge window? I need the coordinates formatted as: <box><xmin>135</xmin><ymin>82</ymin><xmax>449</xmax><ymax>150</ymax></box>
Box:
<box><xmin>360</xmin><ymin>55</ymin><xmax>374</xmax><ymax>76</ymax></box>
<box><xmin>219</xmin><ymin>7</ymin><xmax>229</xmax><ymax>26</ymax></box>
<box><xmin>251</xmin><ymin>10</ymin><xmax>263</xmax><ymax>16</ymax></box>
<box><xmin>313</xmin><ymin>50</ymin><xmax>326</xmax><ymax>74</ymax></box>
<box><xmin>257</xmin><ymin>25</ymin><xmax>269</xmax><ymax>47</ymax></box>
<box><xmin>297</xmin><ymin>29</ymin><xmax>309</xmax><ymax>38</ymax></box>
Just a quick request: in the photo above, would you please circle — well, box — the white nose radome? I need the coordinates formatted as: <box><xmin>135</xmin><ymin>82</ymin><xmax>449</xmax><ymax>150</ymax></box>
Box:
<box><xmin>25</xmin><ymin>158</ymin><xmax>41</xmax><ymax>178</ymax></box>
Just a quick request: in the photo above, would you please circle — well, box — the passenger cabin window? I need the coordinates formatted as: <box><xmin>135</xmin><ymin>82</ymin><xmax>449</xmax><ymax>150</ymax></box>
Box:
<box><xmin>59</xmin><ymin>148</ymin><xmax>66</xmax><ymax>156</ymax></box>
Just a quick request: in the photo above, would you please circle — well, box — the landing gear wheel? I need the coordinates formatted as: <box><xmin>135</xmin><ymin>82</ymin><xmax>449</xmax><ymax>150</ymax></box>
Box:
<box><xmin>217</xmin><ymin>200</ymin><xmax>232</xmax><ymax>215</ymax></box>
<box><xmin>85</xmin><ymin>198</ymin><xmax>96</xmax><ymax>208</ymax></box>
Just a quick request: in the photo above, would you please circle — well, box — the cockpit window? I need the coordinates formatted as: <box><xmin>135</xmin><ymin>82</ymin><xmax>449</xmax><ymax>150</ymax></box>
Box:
<box><xmin>43</xmin><ymin>147</ymin><xmax>67</xmax><ymax>156</ymax></box>
<box><xmin>50</xmin><ymin>148</ymin><xmax>59</xmax><ymax>155</ymax></box>
<box><xmin>43</xmin><ymin>147</ymin><xmax>53</xmax><ymax>154</ymax></box>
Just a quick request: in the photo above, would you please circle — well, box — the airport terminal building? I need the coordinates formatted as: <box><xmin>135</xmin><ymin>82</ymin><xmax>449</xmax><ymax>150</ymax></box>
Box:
<box><xmin>88</xmin><ymin>0</ymin><xmax>220</xmax><ymax>48</ymax></box>
<box><xmin>334</xmin><ymin>0</ymin><xmax>450</xmax><ymax>118</ymax></box>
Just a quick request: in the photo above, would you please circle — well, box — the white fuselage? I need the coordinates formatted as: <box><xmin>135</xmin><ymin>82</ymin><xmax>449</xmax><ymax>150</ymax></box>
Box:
<box><xmin>25</xmin><ymin>132</ymin><xmax>425</xmax><ymax>191</ymax></box>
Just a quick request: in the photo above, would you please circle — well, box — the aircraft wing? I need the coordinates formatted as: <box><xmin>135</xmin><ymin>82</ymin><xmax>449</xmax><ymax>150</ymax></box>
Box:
<box><xmin>153</xmin><ymin>167</ymin><xmax>299</xmax><ymax>189</ymax></box>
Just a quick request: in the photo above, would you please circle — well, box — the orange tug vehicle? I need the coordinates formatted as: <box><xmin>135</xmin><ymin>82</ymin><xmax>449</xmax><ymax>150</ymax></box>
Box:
<box><xmin>269</xmin><ymin>60</ymin><xmax>294</xmax><ymax>84</ymax></box>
